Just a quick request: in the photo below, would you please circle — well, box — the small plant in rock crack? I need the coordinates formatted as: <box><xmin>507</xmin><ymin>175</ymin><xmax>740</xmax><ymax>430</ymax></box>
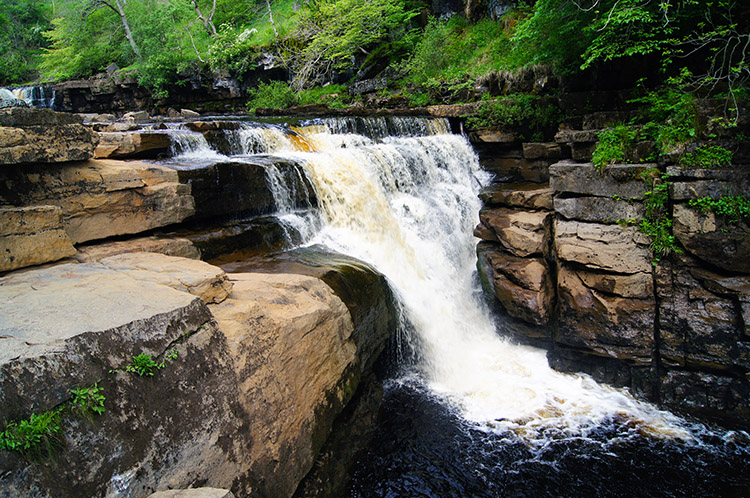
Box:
<box><xmin>125</xmin><ymin>353</ymin><xmax>165</xmax><ymax>377</ymax></box>
<box><xmin>0</xmin><ymin>409</ymin><xmax>63</xmax><ymax>459</ymax></box>
<box><xmin>70</xmin><ymin>383</ymin><xmax>106</xmax><ymax>420</ymax></box>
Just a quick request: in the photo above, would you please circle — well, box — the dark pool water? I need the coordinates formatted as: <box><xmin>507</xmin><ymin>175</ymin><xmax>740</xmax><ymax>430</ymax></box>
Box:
<box><xmin>344</xmin><ymin>379</ymin><xmax>750</xmax><ymax>498</ymax></box>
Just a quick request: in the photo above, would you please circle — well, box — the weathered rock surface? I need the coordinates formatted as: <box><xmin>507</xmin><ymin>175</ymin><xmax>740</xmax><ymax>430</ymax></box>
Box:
<box><xmin>550</xmin><ymin>161</ymin><xmax>651</xmax><ymax>199</ymax></box>
<box><xmin>0</xmin><ymin>108</ymin><xmax>98</xmax><ymax>164</ymax></box>
<box><xmin>208</xmin><ymin>272</ymin><xmax>358</xmax><ymax>498</ymax></box>
<box><xmin>668</xmin><ymin>166</ymin><xmax>750</xmax><ymax>201</ymax></box>
<box><xmin>0</xmin><ymin>159</ymin><xmax>194</xmax><ymax>244</ymax></box>
<box><xmin>554</xmin><ymin>196</ymin><xmax>644</xmax><ymax>223</ymax></box>
<box><xmin>94</xmin><ymin>131</ymin><xmax>171</xmax><ymax>159</ymax></box>
<box><xmin>477</xmin><ymin>242</ymin><xmax>553</xmax><ymax>325</ymax></box>
<box><xmin>555</xmin><ymin>219</ymin><xmax>652</xmax><ymax>274</ymax></box>
<box><xmin>522</xmin><ymin>142</ymin><xmax>564</xmax><ymax>160</ymax></box>
<box><xmin>479</xmin><ymin>183</ymin><xmax>553</xmax><ymax>210</ymax></box>
<box><xmin>556</xmin><ymin>265</ymin><xmax>654</xmax><ymax>362</ymax></box>
<box><xmin>149</xmin><ymin>489</ymin><xmax>235</xmax><ymax>498</ymax></box>
<box><xmin>74</xmin><ymin>235</ymin><xmax>200</xmax><ymax>263</ymax></box>
<box><xmin>476</xmin><ymin>207</ymin><xmax>551</xmax><ymax>257</ymax></box>
<box><xmin>0</xmin><ymin>205</ymin><xmax>76</xmax><ymax>271</ymax></box>
<box><xmin>672</xmin><ymin>203</ymin><xmax>750</xmax><ymax>274</ymax></box>
<box><xmin>100</xmin><ymin>252</ymin><xmax>232</xmax><ymax>304</ymax></box>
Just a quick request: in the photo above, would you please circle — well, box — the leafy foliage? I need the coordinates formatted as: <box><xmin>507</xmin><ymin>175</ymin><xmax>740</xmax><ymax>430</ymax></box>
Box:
<box><xmin>246</xmin><ymin>80</ymin><xmax>298</xmax><ymax>110</ymax></box>
<box><xmin>679</xmin><ymin>145</ymin><xmax>733</xmax><ymax>168</ymax></box>
<box><xmin>465</xmin><ymin>95</ymin><xmax>561</xmax><ymax>136</ymax></box>
<box><xmin>125</xmin><ymin>353</ymin><xmax>165</xmax><ymax>377</ymax></box>
<box><xmin>689</xmin><ymin>196</ymin><xmax>750</xmax><ymax>225</ymax></box>
<box><xmin>70</xmin><ymin>383</ymin><xmax>106</xmax><ymax>419</ymax></box>
<box><xmin>0</xmin><ymin>409</ymin><xmax>62</xmax><ymax>458</ymax></box>
<box><xmin>639</xmin><ymin>173</ymin><xmax>682</xmax><ymax>262</ymax></box>
<box><xmin>0</xmin><ymin>0</ymin><xmax>51</xmax><ymax>84</ymax></box>
<box><xmin>592</xmin><ymin>125</ymin><xmax>638</xmax><ymax>170</ymax></box>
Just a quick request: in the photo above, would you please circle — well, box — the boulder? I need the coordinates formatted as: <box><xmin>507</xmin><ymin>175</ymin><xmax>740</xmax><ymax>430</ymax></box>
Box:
<box><xmin>556</xmin><ymin>265</ymin><xmax>655</xmax><ymax>362</ymax></box>
<box><xmin>208</xmin><ymin>272</ymin><xmax>358</xmax><ymax>498</ymax></box>
<box><xmin>554</xmin><ymin>129</ymin><xmax>599</xmax><ymax>161</ymax></box>
<box><xmin>554</xmin><ymin>196</ymin><xmax>644</xmax><ymax>223</ymax></box>
<box><xmin>476</xmin><ymin>207</ymin><xmax>551</xmax><ymax>257</ymax></box>
<box><xmin>672</xmin><ymin>203</ymin><xmax>750</xmax><ymax>274</ymax></box>
<box><xmin>99</xmin><ymin>252</ymin><xmax>233</xmax><ymax>304</ymax></box>
<box><xmin>477</xmin><ymin>243</ymin><xmax>554</xmax><ymax>325</ymax></box>
<box><xmin>469</xmin><ymin>130</ymin><xmax>518</xmax><ymax>143</ymax></box>
<box><xmin>0</xmin><ymin>159</ymin><xmax>195</xmax><ymax>244</ymax></box>
<box><xmin>555</xmin><ymin>219</ymin><xmax>652</xmax><ymax>274</ymax></box>
<box><xmin>0</xmin><ymin>205</ymin><xmax>76</xmax><ymax>272</ymax></box>
<box><xmin>94</xmin><ymin>131</ymin><xmax>171</xmax><ymax>159</ymax></box>
<box><xmin>181</xmin><ymin>109</ymin><xmax>200</xmax><ymax>118</ymax></box>
<box><xmin>479</xmin><ymin>182</ymin><xmax>553</xmax><ymax>210</ymax></box>
<box><xmin>0</xmin><ymin>261</ymin><xmax>254</xmax><ymax>497</ymax></box>
<box><xmin>477</xmin><ymin>156</ymin><xmax>550</xmax><ymax>182</ymax></box>
<box><xmin>122</xmin><ymin>110</ymin><xmax>150</xmax><ymax>123</ymax></box>
<box><xmin>0</xmin><ymin>108</ymin><xmax>98</xmax><ymax>164</ymax></box>
<box><xmin>550</xmin><ymin>161</ymin><xmax>652</xmax><ymax>199</ymax></box>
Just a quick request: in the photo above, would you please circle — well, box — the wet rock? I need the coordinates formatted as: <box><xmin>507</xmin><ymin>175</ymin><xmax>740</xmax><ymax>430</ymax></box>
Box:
<box><xmin>672</xmin><ymin>203</ymin><xmax>750</xmax><ymax>274</ymax></box>
<box><xmin>554</xmin><ymin>196</ymin><xmax>644</xmax><ymax>223</ymax></box>
<box><xmin>94</xmin><ymin>131</ymin><xmax>171</xmax><ymax>159</ymax></box>
<box><xmin>476</xmin><ymin>207</ymin><xmax>551</xmax><ymax>257</ymax></box>
<box><xmin>181</xmin><ymin>109</ymin><xmax>200</xmax><ymax>118</ymax></box>
<box><xmin>0</xmin><ymin>205</ymin><xmax>76</xmax><ymax>272</ymax></box>
<box><xmin>555</xmin><ymin>219</ymin><xmax>652</xmax><ymax>274</ymax></box>
<box><xmin>0</xmin><ymin>159</ymin><xmax>194</xmax><ymax>244</ymax></box>
<box><xmin>479</xmin><ymin>183</ymin><xmax>553</xmax><ymax>210</ymax></box>
<box><xmin>121</xmin><ymin>110</ymin><xmax>150</xmax><ymax>123</ymax></box>
<box><xmin>0</xmin><ymin>108</ymin><xmax>98</xmax><ymax>164</ymax></box>
<box><xmin>556</xmin><ymin>265</ymin><xmax>655</xmax><ymax>362</ymax></box>
<box><xmin>658</xmin><ymin>370</ymin><xmax>750</xmax><ymax>426</ymax></box>
<box><xmin>477</xmin><ymin>242</ymin><xmax>554</xmax><ymax>325</ymax></box>
<box><xmin>550</xmin><ymin>161</ymin><xmax>652</xmax><ymax>199</ymax></box>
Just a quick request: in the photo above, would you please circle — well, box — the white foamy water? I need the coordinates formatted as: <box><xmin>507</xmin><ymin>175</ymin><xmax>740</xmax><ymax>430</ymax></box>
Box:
<box><xmin>171</xmin><ymin>117</ymin><xmax>692</xmax><ymax>441</ymax></box>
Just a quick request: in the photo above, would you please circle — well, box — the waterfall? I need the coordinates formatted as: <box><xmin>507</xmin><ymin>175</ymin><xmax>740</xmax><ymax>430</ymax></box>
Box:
<box><xmin>167</xmin><ymin>116</ymin><xmax>690</xmax><ymax>442</ymax></box>
<box><xmin>12</xmin><ymin>86</ymin><xmax>56</xmax><ymax>109</ymax></box>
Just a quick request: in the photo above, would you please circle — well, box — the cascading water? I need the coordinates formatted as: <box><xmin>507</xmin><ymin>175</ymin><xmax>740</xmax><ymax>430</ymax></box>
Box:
<box><xmin>164</xmin><ymin>116</ymin><xmax>750</xmax><ymax>496</ymax></box>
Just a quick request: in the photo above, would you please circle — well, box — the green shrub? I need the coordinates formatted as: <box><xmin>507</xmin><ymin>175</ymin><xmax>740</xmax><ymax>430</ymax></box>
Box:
<box><xmin>465</xmin><ymin>94</ymin><xmax>560</xmax><ymax>134</ymax></box>
<box><xmin>247</xmin><ymin>80</ymin><xmax>298</xmax><ymax>111</ymax></box>
<box><xmin>639</xmin><ymin>173</ymin><xmax>682</xmax><ymax>262</ymax></box>
<box><xmin>679</xmin><ymin>145</ymin><xmax>733</xmax><ymax>168</ymax></box>
<box><xmin>297</xmin><ymin>84</ymin><xmax>350</xmax><ymax>107</ymax></box>
<box><xmin>592</xmin><ymin>125</ymin><xmax>638</xmax><ymax>170</ymax></box>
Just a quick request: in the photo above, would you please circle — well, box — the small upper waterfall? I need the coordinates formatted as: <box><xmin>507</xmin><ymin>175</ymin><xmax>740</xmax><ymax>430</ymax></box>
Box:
<box><xmin>164</xmin><ymin>116</ymin><xmax>691</xmax><ymax>442</ymax></box>
<box><xmin>11</xmin><ymin>86</ymin><xmax>57</xmax><ymax>109</ymax></box>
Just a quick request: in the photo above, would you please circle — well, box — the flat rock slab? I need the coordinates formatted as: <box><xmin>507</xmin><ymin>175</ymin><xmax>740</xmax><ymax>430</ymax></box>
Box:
<box><xmin>554</xmin><ymin>196</ymin><xmax>644</xmax><ymax>223</ymax></box>
<box><xmin>99</xmin><ymin>252</ymin><xmax>232</xmax><ymax>304</ymax></box>
<box><xmin>550</xmin><ymin>161</ymin><xmax>652</xmax><ymax>199</ymax></box>
<box><xmin>74</xmin><ymin>235</ymin><xmax>200</xmax><ymax>263</ymax></box>
<box><xmin>479</xmin><ymin>183</ymin><xmax>553</xmax><ymax>210</ymax></box>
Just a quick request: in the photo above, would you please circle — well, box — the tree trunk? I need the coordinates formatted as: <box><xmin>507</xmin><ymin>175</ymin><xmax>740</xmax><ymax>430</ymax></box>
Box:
<box><xmin>191</xmin><ymin>0</ymin><xmax>217</xmax><ymax>36</ymax></box>
<box><xmin>266</xmin><ymin>0</ymin><xmax>279</xmax><ymax>39</ymax></box>
<box><xmin>104</xmin><ymin>0</ymin><xmax>142</xmax><ymax>59</ymax></box>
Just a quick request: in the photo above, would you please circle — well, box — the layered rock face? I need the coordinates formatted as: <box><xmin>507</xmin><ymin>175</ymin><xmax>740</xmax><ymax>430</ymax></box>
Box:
<box><xmin>475</xmin><ymin>134</ymin><xmax>750</xmax><ymax>426</ymax></box>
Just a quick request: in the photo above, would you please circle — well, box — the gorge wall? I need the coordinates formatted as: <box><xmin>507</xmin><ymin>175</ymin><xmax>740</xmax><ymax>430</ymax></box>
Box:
<box><xmin>472</xmin><ymin>99</ymin><xmax>750</xmax><ymax>427</ymax></box>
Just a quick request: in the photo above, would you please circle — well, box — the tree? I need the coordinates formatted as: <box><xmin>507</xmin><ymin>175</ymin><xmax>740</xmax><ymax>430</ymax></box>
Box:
<box><xmin>0</xmin><ymin>0</ymin><xmax>51</xmax><ymax>84</ymax></box>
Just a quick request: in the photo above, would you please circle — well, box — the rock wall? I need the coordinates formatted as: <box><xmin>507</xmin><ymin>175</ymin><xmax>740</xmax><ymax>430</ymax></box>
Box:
<box><xmin>475</xmin><ymin>132</ymin><xmax>750</xmax><ymax>427</ymax></box>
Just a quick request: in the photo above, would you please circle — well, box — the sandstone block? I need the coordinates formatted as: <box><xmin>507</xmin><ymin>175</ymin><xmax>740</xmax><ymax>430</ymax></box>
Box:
<box><xmin>554</xmin><ymin>196</ymin><xmax>644</xmax><ymax>223</ymax></box>
<box><xmin>673</xmin><ymin>203</ymin><xmax>750</xmax><ymax>274</ymax></box>
<box><xmin>550</xmin><ymin>161</ymin><xmax>652</xmax><ymax>199</ymax></box>
<box><xmin>656</xmin><ymin>256</ymin><xmax>750</xmax><ymax>370</ymax></box>
<box><xmin>0</xmin><ymin>205</ymin><xmax>76</xmax><ymax>271</ymax></box>
<box><xmin>555</xmin><ymin>219</ymin><xmax>652</xmax><ymax>274</ymax></box>
<box><xmin>478</xmin><ymin>156</ymin><xmax>550</xmax><ymax>182</ymax></box>
<box><xmin>0</xmin><ymin>159</ymin><xmax>195</xmax><ymax>244</ymax></box>
<box><xmin>556</xmin><ymin>265</ymin><xmax>655</xmax><ymax>362</ymax></box>
<box><xmin>0</xmin><ymin>108</ymin><xmax>98</xmax><ymax>164</ymax></box>
<box><xmin>479</xmin><ymin>183</ymin><xmax>553</xmax><ymax>210</ymax></box>
<box><xmin>478</xmin><ymin>207</ymin><xmax>550</xmax><ymax>257</ymax></box>
<box><xmin>74</xmin><ymin>236</ymin><xmax>200</xmax><ymax>263</ymax></box>
<box><xmin>477</xmin><ymin>243</ymin><xmax>554</xmax><ymax>325</ymax></box>
<box><xmin>94</xmin><ymin>131</ymin><xmax>171</xmax><ymax>159</ymax></box>
<box><xmin>522</xmin><ymin>142</ymin><xmax>563</xmax><ymax>160</ymax></box>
